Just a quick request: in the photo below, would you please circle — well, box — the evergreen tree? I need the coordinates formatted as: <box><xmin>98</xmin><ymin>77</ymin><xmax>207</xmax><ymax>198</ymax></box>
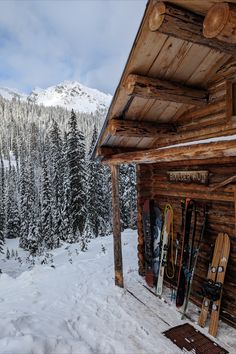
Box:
<box><xmin>50</xmin><ymin>121</ymin><xmax>63</xmax><ymax>244</ymax></box>
<box><xmin>5</xmin><ymin>168</ymin><xmax>20</xmax><ymax>239</ymax></box>
<box><xmin>0</xmin><ymin>154</ymin><xmax>5</xmax><ymax>248</ymax></box>
<box><xmin>41</xmin><ymin>153</ymin><xmax>54</xmax><ymax>250</ymax></box>
<box><xmin>67</xmin><ymin>110</ymin><xmax>87</xmax><ymax>241</ymax></box>
<box><xmin>19</xmin><ymin>158</ymin><xmax>30</xmax><ymax>248</ymax></box>
<box><xmin>119</xmin><ymin>164</ymin><xmax>137</xmax><ymax>230</ymax></box>
<box><xmin>86</xmin><ymin>126</ymin><xmax>111</xmax><ymax>237</ymax></box>
<box><xmin>0</xmin><ymin>221</ymin><xmax>4</xmax><ymax>254</ymax></box>
<box><xmin>61</xmin><ymin>132</ymin><xmax>72</xmax><ymax>241</ymax></box>
<box><xmin>26</xmin><ymin>157</ymin><xmax>40</xmax><ymax>254</ymax></box>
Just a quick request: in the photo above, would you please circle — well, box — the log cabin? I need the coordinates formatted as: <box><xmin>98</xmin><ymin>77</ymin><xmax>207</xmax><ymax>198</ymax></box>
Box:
<box><xmin>93</xmin><ymin>0</ymin><xmax>236</xmax><ymax>329</ymax></box>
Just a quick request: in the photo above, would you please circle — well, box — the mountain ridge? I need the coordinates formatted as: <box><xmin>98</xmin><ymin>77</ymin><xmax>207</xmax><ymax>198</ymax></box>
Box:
<box><xmin>0</xmin><ymin>81</ymin><xmax>112</xmax><ymax>114</ymax></box>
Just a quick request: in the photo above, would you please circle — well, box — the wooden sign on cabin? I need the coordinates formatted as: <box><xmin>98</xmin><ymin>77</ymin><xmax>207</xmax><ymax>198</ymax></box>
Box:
<box><xmin>167</xmin><ymin>171</ymin><xmax>209</xmax><ymax>185</ymax></box>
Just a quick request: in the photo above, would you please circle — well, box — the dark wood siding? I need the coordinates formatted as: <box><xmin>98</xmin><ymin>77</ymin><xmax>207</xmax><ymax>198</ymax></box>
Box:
<box><xmin>137</xmin><ymin>160</ymin><xmax>236</xmax><ymax>327</ymax></box>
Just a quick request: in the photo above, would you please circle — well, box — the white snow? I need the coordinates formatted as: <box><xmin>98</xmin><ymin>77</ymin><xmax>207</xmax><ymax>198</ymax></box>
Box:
<box><xmin>0</xmin><ymin>230</ymin><xmax>235</xmax><ymax>354</ymax></box>
<box><xmin>0</xmin><ymin>87</ymin><xmax>27</xmax><ymax>102</ymax></box>
<box><xmin>160</xmin><ymin>134</ymin><xmax>236</xmax><ymax>150</ymax></box>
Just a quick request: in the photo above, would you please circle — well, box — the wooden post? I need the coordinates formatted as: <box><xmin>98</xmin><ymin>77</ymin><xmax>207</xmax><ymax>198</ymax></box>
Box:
<box><xmin>110</xmin><ymin>164</ymin><xmax>124</xmax><ymax>288</ymax></box>
<box><xmin>234</xmin><ymin>186</ymin><xmax>236</xmax><ymax>237</ymax></box>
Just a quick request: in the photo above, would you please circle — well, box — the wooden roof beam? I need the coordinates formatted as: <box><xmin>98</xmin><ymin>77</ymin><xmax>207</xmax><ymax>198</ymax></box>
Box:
<box><xmin>107</xmin><ymin>118</ymin><xmax>177</xmax><ymax>138</ymax></box>
<box><xmin>149</xmin><ymin>1</ymin><xmax>236</xmax><ymax>57</ymax></box>
<box><xmin>203</xmin><ymin>3</ymin><xmax>236</xmax><ymax>44</ymax></box>
<box><xmin>97</xmin><ymin>146</ymin><xmax>143</xmax><ymax>157</ymax></box>
<box><xmin>102</xmin><ymin>140</ymin><xmax>236</xmax><ymax>165</ymax></box>
<box><xmin>125</xmin><ymin>74</ymin><xmax>208</xmax><ymax>106</ymax></box>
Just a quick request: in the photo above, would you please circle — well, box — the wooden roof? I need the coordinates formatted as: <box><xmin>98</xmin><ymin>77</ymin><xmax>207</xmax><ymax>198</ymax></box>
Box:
<box><xmin>94</xmin><ymin>0</ymin><xmax>236</xmax><ymax>163</ymax></box>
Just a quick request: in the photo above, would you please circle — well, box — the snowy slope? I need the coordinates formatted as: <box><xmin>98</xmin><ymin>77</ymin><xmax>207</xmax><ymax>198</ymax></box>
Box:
<box><xmin>0</xmin><ymin>87</ymin><xmax>27</xmax><ymax>101</ymax></box>
<box><xmin>0</xmin><ymin>230</ymin><xmax>235</xmax><ymax>354</ymax></box>
<box><xmin>0</xmin><ymin>81</ymin><xmax>112</xmax><ymax>114</ymax></box>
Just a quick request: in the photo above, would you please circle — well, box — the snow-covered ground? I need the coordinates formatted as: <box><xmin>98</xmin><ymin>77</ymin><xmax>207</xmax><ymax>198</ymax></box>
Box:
<box><xmin>0</xmin><ymin>230</ymin><xmax>235</xmax><ymax>354</ymax></box>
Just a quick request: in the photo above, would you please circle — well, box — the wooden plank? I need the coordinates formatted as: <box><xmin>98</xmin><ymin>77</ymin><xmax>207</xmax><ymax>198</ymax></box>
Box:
<box><xmin>103</xmin><ymin>140</ymin><xmax>236</xmax><ymax>165</ymax></box>
<box><xmin>187</xmin><ymin>50</ymin><xmax>230</xmax><ymax>86</ymax></box>
<box><xmin>161</xmin><ymin>41</ymin><xmax>193</xmax><ymax>80</ymax></box>
<box><xmin>148</xmin><ymin>36</ymin><xmax>187</xmax><ymax>78</ymax></box>
<box><xmin>169</xmin><ymin>44</ymin><xmax>211</xmax><ymax>84</ymax></box>
<box><xmin>125</xmin><ymin>74</ymin><xmax>208</xmax><ymax>106</ymax></box>
<box><xmin>110</xmin><ymin>165</ymin><xmax>124</xmax><ymax>288</ymax></box>
<box><xmin>149</xmin><ymin>1</ymin><xmax>236</xmax><ymax>56</ymax></box>
<box><xmin>142</xmin><ymin>100</ymin><xmax>169</xmax><ymax>121</ymax></box>
<box><xmin>107</xmin><ymin>119</ymin><xmax>177</xmax><ymax>138</ymax></box>
<box><xmin>125</xmin><ymin>97</ymin><xmax>152</xmax><ymax>120</ymax></box>
<box><xmin>157</xmin><ymin>101</ymin><xmax>182</xmax><ymax>122</ymax></box>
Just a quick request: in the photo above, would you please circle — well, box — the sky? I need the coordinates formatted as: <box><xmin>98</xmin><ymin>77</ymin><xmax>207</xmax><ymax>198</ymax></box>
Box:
<box><xmin>0</xmin><ymin>0</ymin><xmax>146</xmax><ymax>95</ymax></box>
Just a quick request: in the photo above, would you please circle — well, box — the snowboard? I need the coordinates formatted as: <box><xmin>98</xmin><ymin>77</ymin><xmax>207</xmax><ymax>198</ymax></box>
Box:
<box><xmin>198</xmin><ymin>233</ymin><xmax>230</xmax><ymax>337</ymax></box>
<box><xmin>150</xmin><ymin>201</ymin><xmax>163</xmax><ymax>289</ymax></box>
<box><xmin>142</xmin><ymin>200</ymin><xmax>154</xmax><ymax>287</ymax></box>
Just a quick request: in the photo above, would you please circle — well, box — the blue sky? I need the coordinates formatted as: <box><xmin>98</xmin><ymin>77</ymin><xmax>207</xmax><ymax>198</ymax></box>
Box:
<box><xmin>0</xmin><ymin>0</ymin><xmax>146</xmax><ymax>95</ymax></box>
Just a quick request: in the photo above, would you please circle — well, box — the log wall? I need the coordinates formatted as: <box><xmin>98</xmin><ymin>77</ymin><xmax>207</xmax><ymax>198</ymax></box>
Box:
<box><xmin>137</xmin><ymin>161</ymin><xmax>236</xmax><ymax>327</ymax></box>
<box><xmin>151</xmin><ymin>78</ymin><xmax>236</xmax><ymax>150</ymax></box>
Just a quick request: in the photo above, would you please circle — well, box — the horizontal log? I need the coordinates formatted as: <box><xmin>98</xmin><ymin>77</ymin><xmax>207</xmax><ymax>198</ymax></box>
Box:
<box><xmin>153</xmin><ymin>189</ymin><xmax>233</xmax><ymax>202</ymax></box>
<box><xmin>125</xmin><ymin>74</ymin><xmax>208</xmax><ymax>106</ymax></box>
<box><xmin>203</xmin><ymin>3</ymin><xmax>236</xmax><ymax>44</ymax></box>
<box><xmin>97</xmin><ymin>146</ymin><xmax>144</xmax><ymax>157</ymax></box>
<box><xmin>107</xmin><ymin>118</ymin><xmax>177</xmax><ymax>138</ymax></box>
<box><xmin>150</xmin><ymin>156</ymin><xmax>236</xmax><ymax>168</ymax></box>
<box><xmin>148</xmin><ymin>1</ymin><xmax>236</xmax><ymax>57</ymax></box>
<box><xmin>211</xmin><ymin>58</ymin><xmax>236</xmax><ymax>83</ymax></box>
<box><xmin>103</xmin><ymin>139</ymin><xmax>236</xmax><ymax>165</ymax></box>
<box><xmin>175</xmin><ymin>99</ymin><xmax>226</xmax><ymax>123</ymax></box>
<box><xmin>152</xmin><ymin>122</ymin><xmax>236</xmax><ymax>149</ymax></box>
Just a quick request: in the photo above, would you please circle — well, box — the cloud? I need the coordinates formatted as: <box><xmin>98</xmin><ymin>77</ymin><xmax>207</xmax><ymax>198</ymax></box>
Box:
<box><xmin>0</xmin><ymin>0</ymin><xmax>146</xmax><ymax>94</ymax></box>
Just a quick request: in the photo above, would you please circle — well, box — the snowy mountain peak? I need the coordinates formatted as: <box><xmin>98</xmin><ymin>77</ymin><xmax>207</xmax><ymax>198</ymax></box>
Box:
<box><xmin>28</xmin><ymin>81</ymin><xmax>112</xmax><ymax>113</ymax></box>
<box><xmin>0</xmin><ymin>81</ymin><xmax>112</xmax><ymax>114</ymax></box>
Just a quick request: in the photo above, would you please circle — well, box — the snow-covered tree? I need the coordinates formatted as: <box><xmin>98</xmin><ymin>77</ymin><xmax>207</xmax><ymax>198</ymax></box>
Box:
<box><xmin>119</xmin><ymin>164</ymin><xmax>137</xmax><ymax>230</ymax></box>
<box><xmin>86</xmin><ymin>126</ymin><xmax>111</xmax><ymax>237</ymax></box>
<box><xmin>67</xmin><ymin>110</ymin><xmax>87</xmax><ymax>241</ymax></box>
<box><xmin>5</xmin><ymin>167</ymin><xmax>20</xmax><ymax>239</ymax></box>
<box><xmin>41</xmin><ymin>153</ymin><xmax>54</xmax><ymax>250</ymax></box>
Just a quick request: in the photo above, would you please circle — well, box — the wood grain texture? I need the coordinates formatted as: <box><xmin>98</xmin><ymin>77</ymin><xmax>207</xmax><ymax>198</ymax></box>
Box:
<box><xmin>137</xmin><ymin>160</ymin><xmax>236</xmax><ymax>327</ymax></box>
<box><xmin>203</xmin><ymin>3</ymin><xmax>236</xmax><ymax>43</ymax></box>
<box><xmin>125</xmin><ymin>74</ymin><xmax>208</xmax><ymax>106</ymax></box>
<box><xmin>110</xmin><ymin>165</ymin><xmax>124</xmax><ymax>288</ymax></box>
<box><xmin>103</xmin><ymin>140</ymin><xmax>236</xmax><ymax>165</ymax></box>
<box><xmin>208</xmin><ymin>233</ymin><xmax>231</xmax><ymax>336</ymax></box>
<box><xmin>149</xmin><ymin>1</ymin><xmax>236</xmax><ymax>56</ymax></box>
<box><xmin>107</xmin><ymin>118</ymin><xmax>177</xmax><ymax>138</ymax></box>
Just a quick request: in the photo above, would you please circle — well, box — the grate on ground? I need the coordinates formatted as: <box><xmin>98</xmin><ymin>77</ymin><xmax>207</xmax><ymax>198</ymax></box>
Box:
<box><xmin>163</xmin><ymin>323</ymin><xmax>228</xmax><ymax>354</ymax></box>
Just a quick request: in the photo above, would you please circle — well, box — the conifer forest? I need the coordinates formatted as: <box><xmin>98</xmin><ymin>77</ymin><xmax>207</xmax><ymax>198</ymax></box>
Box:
<box><xmin>0</xmin><ymin>96</ymin><xmax>137</xmax><ymax>256</ymax></box>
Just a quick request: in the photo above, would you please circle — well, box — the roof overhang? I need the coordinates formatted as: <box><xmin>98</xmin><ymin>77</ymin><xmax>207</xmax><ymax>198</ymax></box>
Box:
<box><xmin>93</xmin><ymin>0</ymin><xmax>236</xmax><ymax>164</ymax></box>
